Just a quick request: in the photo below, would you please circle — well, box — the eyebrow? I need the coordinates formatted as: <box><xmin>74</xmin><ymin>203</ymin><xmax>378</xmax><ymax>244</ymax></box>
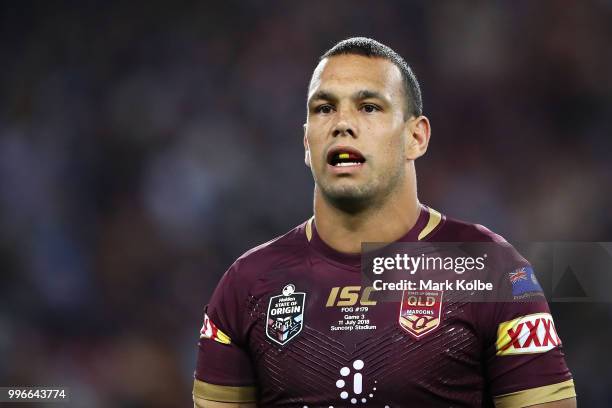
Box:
<box><xmin>308</xmin><ymin>90</ymin><xmax>337</xmax><ymax>104</ymax></box>
<box><xmin>308</xmin><ymin>89</ymin><xmax>388</xmax><ymax>105</ymax></box>
<box><xmin>355</xmin><ymin>89</ymin><xmax>386</xmax><ymax>101</ymax></box>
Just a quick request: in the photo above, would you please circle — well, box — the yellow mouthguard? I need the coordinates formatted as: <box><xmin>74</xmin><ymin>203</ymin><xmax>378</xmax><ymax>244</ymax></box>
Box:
<box><xmin>338</xmin><ymin>153</ymin><xmax>350</xmax><ymax>159</ymax></box>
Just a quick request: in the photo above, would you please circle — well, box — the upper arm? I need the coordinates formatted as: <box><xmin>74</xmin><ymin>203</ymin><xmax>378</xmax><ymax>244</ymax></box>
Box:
<box><xmin>481</xmin><ymin>262</ymin><xmax>576</xmax><ymax>407</ymax></box>
<box><xmin>193</xmin><ymin>264</ymin><xmax>258</xmax><ymax>404</ymax></box>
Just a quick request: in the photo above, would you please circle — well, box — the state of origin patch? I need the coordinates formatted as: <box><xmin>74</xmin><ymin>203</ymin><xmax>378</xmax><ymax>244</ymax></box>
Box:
<box><xmin>266</xmin><ymin>284</ymin><xmax>306</xmax><ymax>346</ymax></box>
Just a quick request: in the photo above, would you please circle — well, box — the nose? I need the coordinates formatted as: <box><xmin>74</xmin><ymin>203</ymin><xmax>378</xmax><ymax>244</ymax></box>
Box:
<box><xmin>332</xmin><ymin>122</ymin><xmax>355</xmax><ymax>138</ymax></box>
<box><xmin>332</xmin><ymin>109</ymin><xmax>356</xmax><ymax>138</ymax></box>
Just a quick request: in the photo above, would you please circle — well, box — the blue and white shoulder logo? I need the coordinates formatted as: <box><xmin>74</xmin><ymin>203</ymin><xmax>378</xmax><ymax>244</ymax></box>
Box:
<box><xmin>266</xmin><ymin>284</ymin><xmax>306</xmax><ymax>346</ymax></box>
<box><xmin>509</xmin><ymin>266</ymin><xmax>542</xmax><ymax>297</ymax></box>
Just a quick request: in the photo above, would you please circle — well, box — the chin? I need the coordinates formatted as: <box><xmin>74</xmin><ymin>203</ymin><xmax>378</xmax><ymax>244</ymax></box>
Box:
<box><xmin>325</xmin><ymin>182</ymin><xmax>367</xmax><ymax>198</ymax></box>
<box><xmin>321</xmin><ymin>183</ymin><xmax>378</xmax><ymax>211</ymax></box>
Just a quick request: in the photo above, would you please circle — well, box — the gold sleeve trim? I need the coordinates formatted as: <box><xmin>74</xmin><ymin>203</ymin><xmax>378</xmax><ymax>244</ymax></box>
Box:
<box><xmin>418</xmin><ymin>207</ymin><xmax>442</xmax><ymax>240</ymax></box>
<box><xmin>193</xmin><ymin>378</ymin><xmax>257</xmax><ymax>403</ymax></box>
<box><xmin>493</xmin><ymin>379</ymin><xmax>576</xmax><ymax>408</ymax></box>
<box><xmin>305</xmin><ymin>216</ymin><xmax>314</xmax><ymax>242</ymax></box>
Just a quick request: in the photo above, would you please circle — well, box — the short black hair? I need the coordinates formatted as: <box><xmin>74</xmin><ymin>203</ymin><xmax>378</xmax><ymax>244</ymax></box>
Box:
<box><xmin>320</xmin><ymin>37</ymin><xmax>423</xmax><ymax>118</ymax></box>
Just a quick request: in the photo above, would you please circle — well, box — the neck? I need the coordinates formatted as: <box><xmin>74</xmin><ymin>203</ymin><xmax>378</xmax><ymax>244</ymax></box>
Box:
<box><xmin>313</xmin><ymin>171</ymin><xmax>420</xmax><ymax>254</ymax></box>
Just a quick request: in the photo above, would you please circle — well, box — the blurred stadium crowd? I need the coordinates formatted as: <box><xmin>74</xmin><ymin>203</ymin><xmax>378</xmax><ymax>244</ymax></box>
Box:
<box><xmin>1</xmin><ymin>1</ymin><xmax>611</xmax><ymax>406</ymax></box>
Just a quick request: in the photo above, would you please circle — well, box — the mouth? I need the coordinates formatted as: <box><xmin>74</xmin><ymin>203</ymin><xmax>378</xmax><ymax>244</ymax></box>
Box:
<box><xmin>326</xmin><ymin>146</ymin><xmax>366</xmax><ymax>168</ymax></box>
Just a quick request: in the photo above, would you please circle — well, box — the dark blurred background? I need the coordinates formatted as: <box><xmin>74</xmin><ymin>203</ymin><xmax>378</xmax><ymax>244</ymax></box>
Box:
<box><xmin>0</xmin><ymin>1</ymin><xmax>611</xmax><ymax>406</ymax></box>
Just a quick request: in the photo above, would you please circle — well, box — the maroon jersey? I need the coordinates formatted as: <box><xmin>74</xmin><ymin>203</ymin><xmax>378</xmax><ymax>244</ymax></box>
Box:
<box><xmin>194</xmin><ymin>206</ymin><xmax>575</xmax><ymax>407</ymax></box>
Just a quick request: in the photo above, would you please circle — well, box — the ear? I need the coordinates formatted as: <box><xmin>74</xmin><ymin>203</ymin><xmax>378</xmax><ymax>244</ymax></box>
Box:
<box><xmin>303</xmin><ymin>123</ymin><xmax>311</xmax><ymax>168</ymax></box>
<box><xmin>404</xmin><ymin>115</ymin><xmax>431</xmax><ymax>160</ymax></box>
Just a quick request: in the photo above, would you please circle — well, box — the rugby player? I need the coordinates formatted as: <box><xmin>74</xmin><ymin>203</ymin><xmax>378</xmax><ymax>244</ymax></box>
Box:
<box><xmin>193</xmin><ymin>37</ymin><xmax>576</xmax><ymax>407</ymax></box>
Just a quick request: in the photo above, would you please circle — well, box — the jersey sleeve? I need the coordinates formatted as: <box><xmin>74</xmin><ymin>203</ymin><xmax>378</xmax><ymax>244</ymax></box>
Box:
<box><xmin>480</xmin><ymin>263</ymin><xmax>576</xmax><ymax>407</ymax></box>
<box><xmin>193</xmin><ymin>262</ymin><xmax>257</xmax><ymax>403</ymax></box>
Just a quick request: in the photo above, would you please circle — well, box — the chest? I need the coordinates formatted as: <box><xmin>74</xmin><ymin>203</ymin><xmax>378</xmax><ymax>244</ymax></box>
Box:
<box><xmin>245</xmin><ymin>274</ymin><xmax>485</xmax><ymax>407</ymax></box>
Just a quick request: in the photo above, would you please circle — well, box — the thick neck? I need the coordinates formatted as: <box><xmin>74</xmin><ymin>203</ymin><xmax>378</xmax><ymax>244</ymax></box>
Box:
<box><xmin>313</xmin><ymin>170</ymin><xmax>420</xmax><ymax>254</ymax></box>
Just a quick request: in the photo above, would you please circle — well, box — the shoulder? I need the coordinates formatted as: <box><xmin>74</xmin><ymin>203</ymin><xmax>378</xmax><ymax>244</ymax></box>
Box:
<box><xmin>427</xmin><ymin>209</ymin><xmax>507</xmax><ymax>244</ymax></box>
<box><xmin>228</xmin><ymin>219</ymin><xmax>312</xmax><ymax>280</ymax></box>
<box><xmin>426</xmin><ymin>207</ymin><xmax>528</xmax><ymax>268</ymax></box>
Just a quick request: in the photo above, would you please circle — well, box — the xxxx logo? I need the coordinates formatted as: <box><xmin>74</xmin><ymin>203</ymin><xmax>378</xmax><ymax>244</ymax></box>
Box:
<box><xmin>398</xmin><ymin>290</ymin><xmax>443</xmax><ymax>339</ymax></box>
<box><xmin>496</xmin><ymin>313</ymin><xmax>561</xmax><ymax>355</ymax></box>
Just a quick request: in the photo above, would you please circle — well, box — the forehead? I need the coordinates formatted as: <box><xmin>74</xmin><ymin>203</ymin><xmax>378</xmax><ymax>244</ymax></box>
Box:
<box><xmin>308</xmin><ymin>54</ymin><xmax>403</xmax><ymax>99</ymax></box>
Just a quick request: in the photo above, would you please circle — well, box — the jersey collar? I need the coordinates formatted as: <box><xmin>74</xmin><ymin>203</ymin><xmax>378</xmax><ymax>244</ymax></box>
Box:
<box><xmin>306</xmin><ymin>204</ymin><xmax>442</xmax><ymax>267</ymax></box>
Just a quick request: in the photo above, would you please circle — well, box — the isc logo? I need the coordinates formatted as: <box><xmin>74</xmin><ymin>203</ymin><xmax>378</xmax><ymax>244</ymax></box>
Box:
<box><xmin>326</xmin><ymin>286</ymin><xmax>377</xmax><ymax>307</ymax></box>
<box><xmin>496</xmin><ymin>313</ymin><xmax>561</xmax><ymax>355</ymax></box>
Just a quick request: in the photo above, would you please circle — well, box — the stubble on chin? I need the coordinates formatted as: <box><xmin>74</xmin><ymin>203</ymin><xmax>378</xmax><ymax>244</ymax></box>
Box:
<box><xmin>316</xmin><ymin>176</ymin><xmax>384</xmax><ymax>214</ymax></box>
<box><xmin>317</xmin><ymin>165</ymin><xmax>405</xmax><ymax>213</ymax></box>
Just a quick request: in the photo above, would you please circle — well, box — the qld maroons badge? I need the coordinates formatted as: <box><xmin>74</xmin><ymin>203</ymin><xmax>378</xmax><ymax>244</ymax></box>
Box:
<box><xmin>266</xmin><ymin>284</ymin><xmax>306</xmax><ymax>346</ymax></box>
<box><xmin>398</xmin><ymin>290</ymin><xmax>443</xmax><ymax>339</ymax></box>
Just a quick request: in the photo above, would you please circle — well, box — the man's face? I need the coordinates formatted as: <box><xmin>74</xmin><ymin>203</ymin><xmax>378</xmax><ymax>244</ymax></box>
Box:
<box><xmin>304</xmin><ymin>54</ymin><xmax>410</xmax><ymax>207</ymax></box>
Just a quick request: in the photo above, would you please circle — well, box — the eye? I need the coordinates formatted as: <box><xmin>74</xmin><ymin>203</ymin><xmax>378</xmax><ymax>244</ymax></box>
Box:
<box><xmin>361</xmin><ymin>104</ymin><xmax>380</xmax><ymax>113</ymax></box>
<box><xmin>315</xmin><ymin>104</ymin><xmax>335</xmax><ymax>114</ymax></box>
